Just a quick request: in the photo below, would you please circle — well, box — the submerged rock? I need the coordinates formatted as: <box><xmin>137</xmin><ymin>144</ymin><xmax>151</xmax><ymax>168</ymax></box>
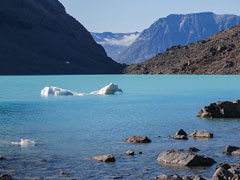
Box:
<box><xmin>197</xmin><ymin>100</ymin><xmax>240</xmax><ymax>118</ymax></box>
<box><xmin>157</xmin><ymin>150</ymin><xmax>215</xmax><ymax>167</ymax></box>
<box><xmin>91</xmin><ymin>155</ymin><xmax>116</xmax><ymax>162</ymax></box>
<box><xmin>155</xmin><ymin>174</ymin><xmax>182</xmax><ymax>180</ymax></box>
<box><xmin>188</xmin><ymin>131</ymin><xmax>213</xmax><ymax>139</ymax></box>
<box><xmin>155</xmin><ymin>174</ymin><xmax>205</xmax><ymax>180</ymax></box>
<box><xmin>60</xmin><ymin>171</ymin><xmax>69</xmax><ymax>175</ymax></box>
<box><xmin>188</xmin><ymin>147</ymin><xmax>200</xmax><ymax>153</ymax></box>
<box><xmin>125</xmin><ymin>150</ymin><xmax>134</xmax><ymax>156</ymax></box>
<box><xmin>124</xmin><ymin>136</ymin><xmax>151</xmax><ymax>143</ymax></box>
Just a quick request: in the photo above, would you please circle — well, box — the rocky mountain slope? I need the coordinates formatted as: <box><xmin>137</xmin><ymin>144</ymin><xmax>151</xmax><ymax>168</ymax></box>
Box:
<box><xmin>119</xmin><ymin>12</ymin><xmax>240</xmax><ymax>64</ymax></box>
<box><xmin>0</xmin><ymin>0</ymin><xmax>122</xmax><ymax>75</ymax></box>
<box><xmin>123</xmin><ymin>24</ymin><xmax>240</xmax><ymax>74</ymax></box>
<box><xmin>91</xmin><ymin>32</ymin><xmax>139</xmax><ymax>62</ymax></box>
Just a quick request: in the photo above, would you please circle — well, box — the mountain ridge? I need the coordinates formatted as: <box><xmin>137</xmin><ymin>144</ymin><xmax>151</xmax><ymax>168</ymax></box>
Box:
<box><xmin>118</xmin><ymin>12</ymin><xmax>240</xmax><ymax>64</ymax></box>
<box><xmin>123</xmin><ymin>24</ymin><xmax>240</xmax><ymax>74</ymax></box>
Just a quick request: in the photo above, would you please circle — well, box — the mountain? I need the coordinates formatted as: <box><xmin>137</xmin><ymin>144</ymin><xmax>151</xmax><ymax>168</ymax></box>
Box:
<box><xmin>118</xmin><ymin>12</ymin><xmax>240</xmax><ymax>64</ymax></box>
<box><xmin>123</xmin><ymin>24</ymin><xmax>240</xmax><ymax>74</ymax></box>
<box><xmin>0</xmin><ymin>0</ymin><xmax>122</xmax><ymax>75</ymax></box>
<box><xmin>91</xmin><ymin>32</ymin><xmax>139</xmax><ymax>62</ymax></box>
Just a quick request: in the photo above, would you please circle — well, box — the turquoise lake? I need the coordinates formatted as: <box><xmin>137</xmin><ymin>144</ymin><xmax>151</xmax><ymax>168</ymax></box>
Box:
<box><xmin>0</xmin><ymin>75</ymin><xmax>240</xmax><ymax>180</ymax></box>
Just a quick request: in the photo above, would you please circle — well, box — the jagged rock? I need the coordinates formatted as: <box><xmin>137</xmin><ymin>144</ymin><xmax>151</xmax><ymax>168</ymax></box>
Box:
<box><xmin>188</xmin><ymin>131</ymin><xmax>213</xmax><ymax>139</ymax></box>
<box><xmin>213</xmin><ymin>167</ymin><xmax>236</xmax><ymax>180</ymax></box>
<box><xmin>171</xmin><ymin>129</ymin><xmax>188</xmax><ymax>140</ymax></box>
<box><xmin>155</xmin><ymin>174</ymin><xmax>182</xmax><ymax>180</ymax></box>
<box><xmin>91</xmin><ymin>155</ymin><xmax>116</xmax><ymax>162</ymax></box>
<box><xmin>215</xmin><ymin>163</ymin><xmax>231</xmax><ymax>170</ymax></box>
<box><xmin>125</xmin><ymin>150</ymin><xmax>134</xmax><ymax>156</ymax></box>
<box><xmin>231</xmin><ymin>163</ymin><xmax>240</xmax><ymax>168</ymax></box>
<box><xmin>176</xmin><ymin>129</ymin><xmax>188</xmax><ymax>136</ymax></box>
<box><xmin>197</xmin><ymin>100</ymin><xmax>240</xmax><ymax>118</ymax></box>
<box><xmin>123</xmin><ymin>136</ymin><xmax>151</xmax><ymax>143</ymax></box>
<box><xmin>224</xmin><ymin>145</ymin><xmax>240</xmax><ymax>155</ymax></box>
<box><xmin>0</xmin><ymin>174</ymin><xmax>12</xmax><ymax>180</ymax></box>
<box><xmin>188</xmin><ymin>147</ymin><xmax>200</xmax><ymax>153</ymax></box>
<box><xmin>157</xmin><ymin>150</ymin><xmax>215</xmax><ymax>167</ymax></box>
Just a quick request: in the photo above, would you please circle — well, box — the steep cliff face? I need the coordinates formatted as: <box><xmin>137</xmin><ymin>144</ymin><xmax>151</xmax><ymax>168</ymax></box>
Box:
<box><xmin>0</xmin><ymin>0</ymin><xmax>122</xmax><ymax>75</ymax></box>
<box><xmin>124</xmin><ymin>24</ymin><xmax>240</xmax><ymax>74</ymax></box>
<box><xmin>118</xmin><ymin>12</ymin><xmax>240</xmax><ymax>64</ymax></box>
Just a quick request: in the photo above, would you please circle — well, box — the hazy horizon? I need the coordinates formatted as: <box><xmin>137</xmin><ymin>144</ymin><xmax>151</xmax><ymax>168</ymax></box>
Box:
<box><xmin>59</xmin><ymin>0</ymin><xmax>240</xmax><ymax>33</ymax></box>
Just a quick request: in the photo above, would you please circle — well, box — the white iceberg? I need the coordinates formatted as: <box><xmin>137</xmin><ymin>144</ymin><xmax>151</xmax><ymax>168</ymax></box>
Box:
<box><xmin>11</xmin><ymin>139</ymin><xmax>36</xmax><ymax>146</ymax></box>
<box><xmin>90</xmin><ymin>83</ymin><xmax>123</xmax><ymax>95</ymax></box>
<box><xmin>41</xmin><ymin>83</ymin><xmax>123</xmax><ymax>97</ymax></box>
<box><xmin>41</xmin><ymin>86</ymin><xmax>77</xmax><ymax>96</ymax></box>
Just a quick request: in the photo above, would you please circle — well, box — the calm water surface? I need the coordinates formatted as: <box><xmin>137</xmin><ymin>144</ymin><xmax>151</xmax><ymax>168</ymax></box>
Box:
<box><xmin>0</xmin><ymin>75</ymin><xmax>240</xmax><ymax>180</ymax></box>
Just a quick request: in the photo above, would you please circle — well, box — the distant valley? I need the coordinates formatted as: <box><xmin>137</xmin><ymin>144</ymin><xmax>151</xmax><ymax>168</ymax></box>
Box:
<box><xmin>91</xmin><ymin>32</ymin><xmax>139</xmax><ymax>62</ymax></box>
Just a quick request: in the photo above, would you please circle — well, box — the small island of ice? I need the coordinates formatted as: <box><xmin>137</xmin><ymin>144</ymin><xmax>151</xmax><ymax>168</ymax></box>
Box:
<box><xmin>41</xmin><ymin>86</ymin><xmax>77</xmax><ymax>96</ymax></box>
<box><xmin>11</xmin><ymin>139</ymin><xmax>36</xmax><ymax>146</ymax></box>
<box><xmin>41</xmin><ymin>83</ymin><xmax>123</xmax><ymax>97</ymax></box>
<box><xmin>90</xmin><ymin>83</ymin><xmax>123</xmax><ymax>95</ymax></box>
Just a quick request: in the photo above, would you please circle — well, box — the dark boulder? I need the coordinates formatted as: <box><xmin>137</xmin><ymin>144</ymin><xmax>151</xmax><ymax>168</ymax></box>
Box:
<box><xmin>157</xmin><ymin>150</ymin><xmax>215</xmax><ymax>167</ymax></box>
<box><xmin>224</xmin><ymin>145</ymin><xmax>240</xmax><ymax>155</ymax></box>
<box><xmin>197</xmin><ymin>100</ymin><xmax>240</xmax><ymax>118</ymax></box>
<box><xmin>176</xmin><ymin>129</ymin><xmax>188</xmax><ymax>136</ymax></box>
<box><xmin>215</xmin><ymin>163</ymin><xmax>231</xmax><ymax>170</ymax></box>
<box><xmin>171</xmin><ymin>129</ymin><xmax>188</xmax><ymax>140</ymax></box>
<box><xmin>91</xmin><ymin>155</ymin><xmax>116</xmax><ymax>162</ymax></box>
<box><xmin>124</xmin><ymin>136</ymin><xmax>151</xmax><ymax>143</ymax></box>
<box><xmin>0</xmin><ymin>174</ymin><xmax>12</xmax><ymax>180</ymax></box>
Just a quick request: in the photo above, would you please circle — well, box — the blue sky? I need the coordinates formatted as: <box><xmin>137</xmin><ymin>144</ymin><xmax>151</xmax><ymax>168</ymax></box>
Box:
<box><xmin>59</xmin><ymin>0</ymin><xmax>240</xmax><ymax>33</ymax></box>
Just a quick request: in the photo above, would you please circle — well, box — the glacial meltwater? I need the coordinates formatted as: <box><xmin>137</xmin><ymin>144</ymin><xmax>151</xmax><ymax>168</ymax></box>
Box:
<box><xmin>0</xmin><ymin>75</ymin><xmax>240</xmax><ymax>180</ymax></box>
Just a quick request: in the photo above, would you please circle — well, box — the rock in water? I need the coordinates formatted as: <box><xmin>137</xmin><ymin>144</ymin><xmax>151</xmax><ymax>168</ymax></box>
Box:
<box><xmin>124</xmin><ymin>136</ymin><xmax>151</xmax><ymax>143</ymax></box>
<box><xmin>155</xmin><ymin>174</ymin><xmax>182</xmax><ymax>180</ymax></box>
<box><xmin>0</xmin><ymin>174</ymin><xmax>12</xmax><ymax>180</ymax></box>
<box><xmin>176</xmin><ymin>129</ymin><xmax>187</xmax><ymax>136</ymax></box>
<box><xmin>91</xmin><ymin>155</ymin><xmax>116</xmax><ymax>162</ymax></box>
<box><xmin>157</xmin><ymin>150</ymin><xmax>216</xmax><ymax>167</ymax></box>
<box><xmin>125</xmin><ymin>150</ymin><xmax>134</xmax><ymax>156</ymax></box>
<box><xmin>0</xmin><ymin>0</ymin><xmax>122</xmax><ymax>75</ymax></box>
<box><xmin>188</xmin><ymin>147</ymin><xmax>200</xmax><ymax>153</ymax></box>
<box><xmin>188</xmin><ymin>131</ymin><xmax>213</xmax><ymax>139</ymax></box>
<box><xmin>197</xmin><ymin>100</ymin><xmax>240</xmax><ymax>118</ymax></box>
<box><xmin>224</xmin><ymin>145</ymin><xmax>240</xmax><ymax>155</ymax></box>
